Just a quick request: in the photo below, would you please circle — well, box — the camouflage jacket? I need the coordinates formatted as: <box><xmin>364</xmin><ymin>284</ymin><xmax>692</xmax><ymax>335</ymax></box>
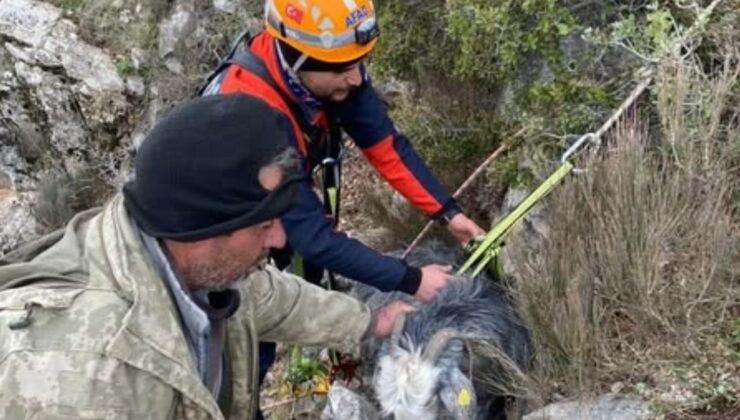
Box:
<box><xmin>0</xmin><ymin>196</ymin><xmax>371</xmax><ymax>420</ymax></box>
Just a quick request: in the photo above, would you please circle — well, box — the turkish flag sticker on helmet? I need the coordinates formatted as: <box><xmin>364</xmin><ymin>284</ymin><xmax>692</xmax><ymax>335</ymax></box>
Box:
<box><xmin>285</xmin><ymin>4</ymin><xmax>304</xmax><ymax>24</ymax></box>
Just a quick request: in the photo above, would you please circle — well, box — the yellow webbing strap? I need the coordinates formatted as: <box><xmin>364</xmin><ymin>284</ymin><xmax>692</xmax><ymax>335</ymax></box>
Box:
<box><xmin>327</xmin><ymin>187</ymin><xmax>338</xmax><ymax>219</ymax></box>
<box><xmin>458</xmin><ymin>161</ymin><xmax>575</xmax><ymax>276</ymax></box>
<box><xmin>292</xmin><ymin>253</ymin><xmax>305</xmax><ymax>278</ymax></box>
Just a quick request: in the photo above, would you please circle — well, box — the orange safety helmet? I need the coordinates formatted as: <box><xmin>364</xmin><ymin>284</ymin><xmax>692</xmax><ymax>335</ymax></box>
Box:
<box><xmin>264</xmin><ymin>0</ymin><xmax>379</xmax><ymax>64</ymax></box>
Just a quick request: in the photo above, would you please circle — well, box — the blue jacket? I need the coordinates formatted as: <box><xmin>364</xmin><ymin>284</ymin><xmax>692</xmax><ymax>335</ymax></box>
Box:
<box><xmin>209</xmin><ymin>32</ymin><xmax>458</xmax><ymax>293</ymax></box>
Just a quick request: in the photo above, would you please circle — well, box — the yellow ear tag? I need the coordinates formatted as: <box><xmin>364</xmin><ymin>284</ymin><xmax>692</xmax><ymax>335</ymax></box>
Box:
<box><xmin>457</xmin><ymin>388</ymin><xmax>471</xmax><ymax>406</ymax></box>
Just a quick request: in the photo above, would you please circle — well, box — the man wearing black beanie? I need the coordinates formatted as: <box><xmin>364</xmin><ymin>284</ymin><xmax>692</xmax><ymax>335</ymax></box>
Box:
<box><xmin>0</xmin><ymin>94</ymin><xmax>411</xmax><ymax>419</ymax></box>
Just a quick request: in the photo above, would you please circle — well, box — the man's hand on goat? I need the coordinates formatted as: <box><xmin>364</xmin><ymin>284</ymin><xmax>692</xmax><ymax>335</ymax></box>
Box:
<box><xmin>373</xmin><ymin>301</ymin><xmax>415</xmax><ymax>338</ymax></box>
<box><xmin>415</xmin><ymin>264</ymin><xmax>453</xmax><ymax>303</ymax></box>
<box><xmin>446</xmin><ymin>213</ymin><xmax>486</xmax><ymax>246</ymax></box>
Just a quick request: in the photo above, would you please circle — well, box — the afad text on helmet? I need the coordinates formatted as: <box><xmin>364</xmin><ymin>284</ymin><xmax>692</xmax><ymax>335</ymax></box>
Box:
<box><xmin>345</xmin><ymin>6</ymin><xmax>369</xmax><ymax>28</ymax></box>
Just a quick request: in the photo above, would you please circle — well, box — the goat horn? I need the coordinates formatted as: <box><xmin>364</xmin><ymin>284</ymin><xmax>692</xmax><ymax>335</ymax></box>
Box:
<box><xmin>422</xmin><ymin>328</ymin><xmax>465</xmax><ymax>361</ymax></box>
<box><xmin>390</xmin><ymin>312</ymin><xmax>407</xmax><ymax>347</ymax></box>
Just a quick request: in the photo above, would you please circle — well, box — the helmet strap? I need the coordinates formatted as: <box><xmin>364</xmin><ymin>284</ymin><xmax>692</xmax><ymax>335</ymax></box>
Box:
<box><xmin>292</xmin><ymin>53</ymin><xmax>308</xmax><ymax>73</ymax></box>
<box><xmin>276</xmin><ymin>39</ymin><xmax>300</xmax><ymax>75</ymax></box>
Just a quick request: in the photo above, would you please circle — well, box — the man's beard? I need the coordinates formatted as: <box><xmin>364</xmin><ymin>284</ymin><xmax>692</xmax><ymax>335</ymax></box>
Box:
<box><xmin>182</xmin><ymin>250</ymin><xmax>269</xmax><ymax>291</ymax></box>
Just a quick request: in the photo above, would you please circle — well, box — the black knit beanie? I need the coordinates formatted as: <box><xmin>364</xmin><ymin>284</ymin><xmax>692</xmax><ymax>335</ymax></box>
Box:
<box><xmin>123</xmin><ymin>94</ymin><xmax>300</xmax><ymax>242</ymax></box>
<box><xmin>277</xmin><ymin>39</ymin><xmax>363</xmax><ymax>72</ymax></box>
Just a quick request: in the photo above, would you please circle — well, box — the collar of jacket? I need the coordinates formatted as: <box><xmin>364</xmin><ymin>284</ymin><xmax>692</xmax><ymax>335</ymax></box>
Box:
<box><xmin>273</xmin><ymin>39</ymin><xmax>323</xmax><ymax>109</ymax></box>
<box><xmin>89</xmin><ymin>196</ymin><xmax>225</xmax><ymax>419</ymax></box>
<box><xmin>250</xmin><ymin>32</ymin><xmax>324</xmax><ymax>125</ymax></box>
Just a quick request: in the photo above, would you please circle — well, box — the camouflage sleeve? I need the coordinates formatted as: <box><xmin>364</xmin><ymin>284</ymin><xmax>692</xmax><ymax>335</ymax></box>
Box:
<box><xmin>242</xmin><ymin>265</ymin><xmax>371</xmax><ymax>351</ymax></box>
<box><xmin>0</xmin><ymin>351</ymin><xmax>178</xmax><ymax>420</ymax></box>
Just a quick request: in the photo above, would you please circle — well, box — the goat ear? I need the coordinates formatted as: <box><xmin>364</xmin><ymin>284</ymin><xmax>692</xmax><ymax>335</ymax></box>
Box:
<box><xmin>438</xmin><ymin>368</ymin><xmax>477</xmax><ymax>420</ymax></box>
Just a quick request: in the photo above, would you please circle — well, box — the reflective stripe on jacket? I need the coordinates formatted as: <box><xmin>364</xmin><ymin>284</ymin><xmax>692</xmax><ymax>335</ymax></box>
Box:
<box><xmin>211</xmin><ymin>31</ymin><xmax>455</xmax><ymax>290</ymax></box>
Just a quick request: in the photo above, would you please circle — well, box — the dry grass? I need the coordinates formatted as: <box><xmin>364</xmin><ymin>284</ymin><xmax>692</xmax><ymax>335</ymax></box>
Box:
<box><xmin>504</xmin><ymin>42</ymin><xmax>740</xmax><ymax>414</ymax></box>
<box><xmin>34</xmin><ymin>167</ymin><xmax>112</xmax><ymax>233</ymax></box>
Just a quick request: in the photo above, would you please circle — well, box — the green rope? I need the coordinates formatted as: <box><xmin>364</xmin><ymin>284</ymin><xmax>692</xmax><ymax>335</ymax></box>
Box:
<box><xmin>459</xmin><ymin>161</ymin><xmax>575</xmax><ymax>276</ymax></box>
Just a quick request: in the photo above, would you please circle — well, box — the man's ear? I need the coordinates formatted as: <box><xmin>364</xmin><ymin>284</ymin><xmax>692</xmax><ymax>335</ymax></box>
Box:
<box><xmin>438</xmin><ymin>367</ymin><xmax>477</xmax><ymax>420</ymax></box>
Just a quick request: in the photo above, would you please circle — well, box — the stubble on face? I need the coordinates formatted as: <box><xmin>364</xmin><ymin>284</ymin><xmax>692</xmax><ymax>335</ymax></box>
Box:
<box><xmin>298</xmin><ymin>69</ymin><xmax>359</xmax><ymax>102</ymax></box>
<box><xmin>173</xmin><ymin>164</ymin><xmax>288</xmax><ymax>292</ymax></box>
<box><xmin>179</xmin><ymin>239</ymin><xmax>269</xmax><ymax>291</ymax></box>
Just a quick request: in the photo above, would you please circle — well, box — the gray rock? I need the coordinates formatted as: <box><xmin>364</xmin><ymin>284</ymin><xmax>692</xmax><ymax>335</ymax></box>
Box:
<box><xmin>501</xmin><ymin>187</ymin><xmax>550</xmax><ymax>235</ymax></box>
<box><xmin>499</xmin><ymin>186</ymin><xmax>550</xmax><ymax>279</ymax></box>
<box><xmin>130</xmin><ymin>47</ymin><xmax>146</xmax><ymax>71</ymax></box>
<box><xmin>213</xmin><ymin>0</ymin><xmax>236</xmax><ymax>14</ymax></box>
<box><xmin>2</xmin><ymin>1</ymin><xmax>127</xmax><ymax>134</ymax></box>
<box><xmin>126</xmin><ymin>76</ymin><xmax>146</xmax><ymax>97</ymax></box>
<box><xmin>163</xmin><ymin>55</ymin><xmax>185</xmax><ymax>75</ymax></box>
<box><xmin>14</xmin><ymin>61</ymin><xmax>89</xmax><ymax>172</ymax></box>
<box><xmin>0</xmin><ymin>0</ymin><xmax>62</xmax><ymax>47</ymax></box>
<box><xmin>131</xmin><ymin>132</ymin><xmax>147</xmax><ymax>152</ymax></box>
<box><xmin>4</xmin><ymin>37</ymin><xmax>63</xmax><ymax>70</ymax></box>
<box><xmin>0</xmin><ymin>169</ymin><xmax>11</xmax><ymax>190</ymax></box>
<box><xmin>0</xmin><ymin>192</ymin><xmax>38</xmax><ymax>257</ymax></box>
<box><xmin>131</xmin><ymin>99</ymin><xmax>165</xmax><ymax>151</ymax></box>
<box><xmin>4</xmin><ymin>42</ymin><xmax>38</xmax><ymax>65</ymax></box>
<box><xmin>42</xmin><ymin>19</ymin><xmax>124</xmax><ymax>92</ymax></box>
<box><xmin>321</xmin><ymin>383</ymin><xmax>381</xmax><ymax>420</ymax></box>
<box><xmin>0</xmin><ymin>124</ymin><xmax>8</xmax><ymax>144</ymax></box>
<box><xmin>0</xmin><ymin>142</ymin><xmax>36</xmax><ymax>194</ymax></box>
<box><xmin>496</xmin><ymin>53</ymin><xmax>554</xmax><ymax>111</ymax></box>
<box><xmin>13</xmin><ymin>118</ymin><xmax>45</xmax><ymax>163</ymax></box>
<box><xmin>5</xmin><ymin>13</ymin><xmax>123</xmax><ymax>94</ymax></box>
<box><xmin>158</xmin><ymin>0</ymin><xmax>196</xmax><ymax>60</ymax></box>
<box><xmin>523</xmin><ymin>394</ymin><xmax>650</xmax><ymax>420</ymax></box>
<box><xmin>0</xmin><ymin>68</ymin><xmax>14</xmax><ymax>90</ymax></box>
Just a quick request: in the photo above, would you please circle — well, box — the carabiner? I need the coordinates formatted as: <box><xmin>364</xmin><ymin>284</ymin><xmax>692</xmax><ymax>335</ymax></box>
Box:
<box><xmin>561</xmin><ymin>133</ymin><xmax>596</xmax><ymax>163</ymax></box>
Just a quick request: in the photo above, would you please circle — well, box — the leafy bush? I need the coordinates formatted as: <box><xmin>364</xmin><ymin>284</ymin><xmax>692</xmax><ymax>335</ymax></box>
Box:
<box><xmin>369</xmin><ymin>0</ymin><xmax>628</xmax><ymax>223</ymax></box>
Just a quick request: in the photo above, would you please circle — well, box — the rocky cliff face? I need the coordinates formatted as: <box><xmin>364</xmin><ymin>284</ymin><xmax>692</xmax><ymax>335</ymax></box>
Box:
<box><xmin>0</xmin><ymin>0</ymin><xmax>261</xmax><ymax>254</ymax></box>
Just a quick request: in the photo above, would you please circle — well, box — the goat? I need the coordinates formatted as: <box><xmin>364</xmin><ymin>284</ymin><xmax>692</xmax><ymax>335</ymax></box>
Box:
<box><xmin>357</xmin><ymin>241</ymin><xmax>533</xmax><ymax>420</ymax></box>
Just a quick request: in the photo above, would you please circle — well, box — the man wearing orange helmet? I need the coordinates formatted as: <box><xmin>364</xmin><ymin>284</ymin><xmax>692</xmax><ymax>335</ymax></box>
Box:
<box><xmin>202</xmin><ymin>2</ymin><xmax>485</xmax><ymax>415</ymax></box>
<box><xmin>204</xmin><ymin>0</ymin><xmax>484</xmax><ymax>301</ymax></box>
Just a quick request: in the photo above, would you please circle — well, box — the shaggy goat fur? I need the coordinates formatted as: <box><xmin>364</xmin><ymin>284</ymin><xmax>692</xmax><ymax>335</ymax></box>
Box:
<box><xmin>353</xmin><ymin>241</ymin><xmax>533</xmax><ymax>420</ymax></box>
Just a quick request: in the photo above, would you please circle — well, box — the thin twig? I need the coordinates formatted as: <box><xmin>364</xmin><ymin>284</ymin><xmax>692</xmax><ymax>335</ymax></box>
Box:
<box><xmin>402</xmin><ymin>128</ymin><xmax>527</xmax><ymax>258</ymax></box>
<box><xmin>594</xmin><ymin>68</ymin><xmax>655</xmax><ymax>141</ymax></box>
